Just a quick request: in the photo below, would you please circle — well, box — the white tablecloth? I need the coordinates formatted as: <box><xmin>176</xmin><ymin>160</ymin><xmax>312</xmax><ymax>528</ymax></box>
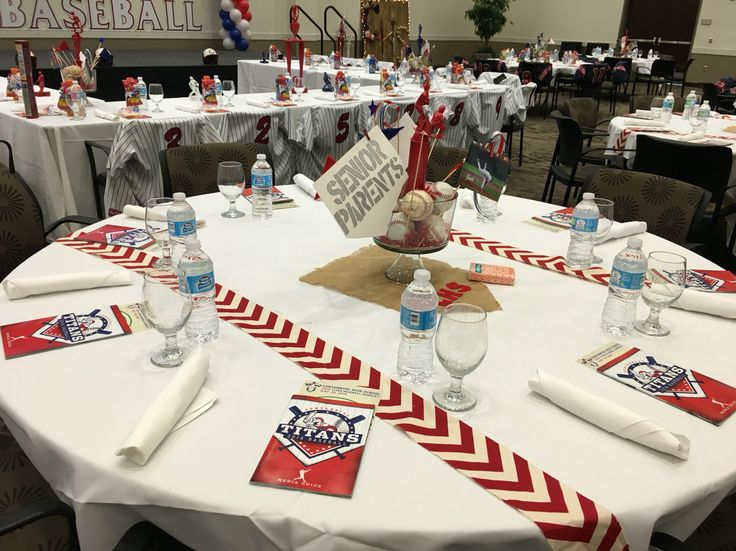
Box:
<box><xmin>1</xmin><ymin>194</ymin><xmax>735</xmax><ymax>551</ymax></box>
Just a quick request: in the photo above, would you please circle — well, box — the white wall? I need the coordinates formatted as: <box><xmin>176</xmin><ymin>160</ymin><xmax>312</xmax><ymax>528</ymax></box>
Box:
<box><xmin>691</xmin><ymin>0</ymin><xmax>736</xmax><ymax>56</ymax></box>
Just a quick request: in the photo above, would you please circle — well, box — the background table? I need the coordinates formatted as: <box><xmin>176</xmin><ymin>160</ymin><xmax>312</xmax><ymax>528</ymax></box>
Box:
<box><xmin>1</xmin><ymin>193</ymin><xmax>734</xmax><ymax>550</ymax></box>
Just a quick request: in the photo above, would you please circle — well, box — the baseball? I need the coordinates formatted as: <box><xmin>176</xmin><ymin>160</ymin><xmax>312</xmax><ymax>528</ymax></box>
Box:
<box><xmin>399</xmin><ymin>190</ymin><xmax>434</xmax><ymax>221</ymax></box>
<box><xmin>426</xmin><ymin>181</ymin><xmax>457</xmax><ymax>213</ymax></box>
<box><xmin>417</xmin><ymin>214</ymin><xmax>448</xmax><ymax>245</ymax></box>
<box><xmin>385</xmin><ymin>212</ymin><xmax>414</xmax><ymax>241</ymax></box>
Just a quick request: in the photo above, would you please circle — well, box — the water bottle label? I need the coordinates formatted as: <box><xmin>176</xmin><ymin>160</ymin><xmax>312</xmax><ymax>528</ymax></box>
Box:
<box><xmin>570</xmin><ymin>216</ymin><xmax>598</xmax><ymax>233</ymax></box>
<box><xmin>610</xmin><ymin>268</ymin><xmax>644</xmax><ymax>290</ymax></box>
<box><xmin>252</xmin><ymin>173</ymin><xmax>273</xmax><ymax>189</ymax></box>
<box><xmin>179</xmin><ymin>270</ymin><xmax>215</xmax><ymax>295</ymax></box>
<box><xmin>400</xmin><ymin>306</ymin><xmax>436</xmax><ymax>331</ymax></box>
<box><xmin>663</xmin><ymin>99</ymin><xmax>674</xmax><ymax>109</ymax></box>
<box><xmin>168</xmin><ymin>218</ymin><xmax>196</xmax><ymax>237</ymax></box>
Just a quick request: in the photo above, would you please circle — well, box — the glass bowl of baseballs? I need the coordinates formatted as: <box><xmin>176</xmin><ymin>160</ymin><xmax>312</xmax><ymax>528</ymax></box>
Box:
<box><xmin>373</xmin><ymin>181</ymin><xmax>458</xmax><ymax>254</ymax></box>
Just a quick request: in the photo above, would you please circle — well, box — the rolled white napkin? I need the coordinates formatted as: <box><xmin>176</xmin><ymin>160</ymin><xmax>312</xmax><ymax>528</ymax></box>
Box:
<box><xmin>95</xmin><ymin>111</ymin><xmax>120</xmax><ymax>121</ymax></box>
<box><xmin>622</xmin><ymin>118</ymin><xmax>666</xmax><ymax>127</ymax></box>
<box><xmin>3</xmin><ymin>271</ymin><xmax>133</xmax><ymax>300</ymax></box>
<box><xmin>116</xmin><ymin>349</ymin><xmax>216</xmax><ymax>465</ymax></box>
<box><xmin>529</xmin><ymin>369</ymin><xmax>690</xmax><ymax>460</ymax></box>
<box><xmin>245</xmin><ymin>98</ymin><xmax>270</xmax><ymax>109</ymax></box>
<box><xmin>460</xmin><ymin>188</ymin><xmax>474</xmax><ymax>209</ymax></box>
<box><xmin>679</xmin><ymin>132</ymin><xmax>705</xmax><ymax>142</ymax></box>
<box><xmin>314</xmin><ymin>94</ymin><xmax>337</xmax><ymax>103</ymax></box>
<box><xmin>598</xmin><ymin>221</ymin><xmax>647</xmax><ymax>243</ymax></box>
<box><xmin>175</xmin><ymin>104</ymin><xmax>201</xmax><ymax>114</ymax></box>
<box><xmin>293</xmin><ymin>173</ymin><xmax>320</xmax><ymax>199</ymax></box>
<box><xmin>674</xmin><ymin>289</ymin><xmax>736</xmax><ymax>319</ymax></box>
<box><xmin>122</xmin><ymin>204</ymin><xmax>205</xmax><ymax>227</ymax></box>
<box><xmin>634</xmin><ymin>109</ymin><xmax>652</xmax><ymax>118</ymax></box>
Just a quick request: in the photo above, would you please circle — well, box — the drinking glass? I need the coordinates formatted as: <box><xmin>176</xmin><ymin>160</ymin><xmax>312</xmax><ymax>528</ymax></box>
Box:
<box><xmin>350</xmin><ymin>75</ymin><xmax>361</xmax><ymax>98</ymax></box>
<box><xmin>592</xmin><ymin>198</ymin><xmax>615</xmax><ymax>264</ymax></box>
<box><xmin>291</xmin><ymin>76</ymin><xmax>305</xmax><ymax>102</ymax></box>
<box><xmin>433</xmin><ymin>304</ymin><xmax>488</xmax><ymax>412</ymax></box>
<box><xmin>149</xmin><ymin>83</ymin><xmax>164</xmax><ymax>112</ymax></box>
<box><xmin>634</xmin><ymin>251</ymin><xmax>687</xmax><ymax>337</ymax></box>
<box><xmin>146</xmin><ymin>197</ymin><xmax>174</xmax><ymax>269</ymax></box>
<box><xmin>464</xmin><ymin>68</ymin><xmax>474</xmax><ymax>84</ymax></box>
<box><xmin>650</xmin><ymin>97</ymin><xmax>664</xmax><ymax>120</ymax></box>
<box><xmin>218</xmin><ymin>161</ymin><xmax>246</xmax><ymax>218</ymax></box>
<box><xmin>222</xmin><ymin>80</ymin><xmax>236</xmax><ymax>106</ymax></box>
<box><xmin>141</xmin><ymin>269</ymin><xmax>193</xmax><ymax>368</ymax></box>
<box><xmin>474</xmin><ymin>194</ymin><xmax>498</xmax><ymax>223</ymax></box>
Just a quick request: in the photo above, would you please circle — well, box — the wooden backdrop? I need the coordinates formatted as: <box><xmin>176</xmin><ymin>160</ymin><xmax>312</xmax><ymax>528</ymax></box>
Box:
<box><xmin>361</xmin><ymin>0</ymin><xmax>410</xmax><ymax>65</ymax></box>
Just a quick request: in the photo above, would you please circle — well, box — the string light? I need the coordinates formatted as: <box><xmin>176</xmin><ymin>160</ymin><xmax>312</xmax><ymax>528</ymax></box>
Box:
<box><xmin>360</xmin><ymin>0</ymin><xmax>411</xmax><ymax>60</ymax></box>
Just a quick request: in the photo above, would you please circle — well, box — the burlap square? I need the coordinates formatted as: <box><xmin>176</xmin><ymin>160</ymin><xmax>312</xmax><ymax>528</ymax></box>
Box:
<box><xmin>300</xmin><ymin>245</ymin><xmax>502</xmax><ymax>313</ymax></box>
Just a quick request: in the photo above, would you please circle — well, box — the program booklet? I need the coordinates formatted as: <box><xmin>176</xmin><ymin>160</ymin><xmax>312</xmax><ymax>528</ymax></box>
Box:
<box><xmin>250</xmin><ymin>381</ymin><xmax>381</xmax><ymax>497</ymax></box>
<box><xmin>78</xmin><ymin>224</ymin><xmax>155</xmax><ymax>249</ymax></box>
<box><xmin>578</xmin><ymin>342</ymin><xmax>736</xmax><ymax>425</ymax></box>
<box><xmin>679</xmin><ymin>269</ymin><xmax>736</xmax><ymax>293</ymax></box>
<box><xmin>531</xmin><ymin>207</ymin><xmax>574</xmax><ymax>229</ymax></box>
<box><xmin>1</xmin><ymin>304</ymin><xmax>150</xmax><ymax>359</ymax></box>
<box><xmin>243</xmin><ymin>186</ymin><xmax>297</xmax><ymax>209</ymax></box>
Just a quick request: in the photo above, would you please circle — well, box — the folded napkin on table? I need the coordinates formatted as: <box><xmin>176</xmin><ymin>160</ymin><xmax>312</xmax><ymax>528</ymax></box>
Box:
<box><xmin>175</xmin><ymin>104</ymin><xmax>201</xmax><ymax>114</ymax></box>
<box><xmin>622</xmin><ymin>118</ymin><xmax>666</xmax><ymax>127</ymax></box>
<box><xmin>115</xmin><ymin>349</ymin><xmax>217</xmax><ymax>466</ymax></box>
<box><xmin>529</xmin><ymin>369</ymin><xmax>689</xmax><ymax>460</ymax></box>
<box><xmin>293</xmin><ymin>173</ymin><xmax>320</xmax><ymax>199</ymax></box>
<box><xmin>674</xmin><ymin>289</ymin><xmax>736</xmax><ymax>319</ymax></box>
<box><xmin>3</xmin><ymin>271</ymin><xmax>133</xmax><ymax>300</ymax></box>
<box><xmin>122</xmin><ymin>205</ymin><xmax>205</xmax><ymax>227</ymax></box>
<box><xmin>598</xmin><ymin>221</ymin><xmax>647</xmax><ymax>243</ymax></box>
<box><xmin>314</xmin><ymin>94</ymin><xmax>337</xmax><ymax>103</ymax></box>
<box><xmin>245</xmin><ymin>98</ymin><xmax>270</xmax><ymax>109</ymax></box>
<box><xmin>679</xmin><ymin>132</ymin><xmax>705</xmax><ymax>142</ymax></box>
<box><xmin>634</xmin><ymin>109</ymin><xmax>653</xmax><ymax>118</ymax></box>
<box><xmin>95</xmin><ymin>111</ymin><xmax>120</xmax><ymax>121</ymax></box>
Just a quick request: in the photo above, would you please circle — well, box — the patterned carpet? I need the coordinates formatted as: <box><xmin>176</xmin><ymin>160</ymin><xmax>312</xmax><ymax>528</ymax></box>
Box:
<box><xmin>1</xmin><ymin>93</ymin><xmax>734</xmax><ymax>551</ymax></box>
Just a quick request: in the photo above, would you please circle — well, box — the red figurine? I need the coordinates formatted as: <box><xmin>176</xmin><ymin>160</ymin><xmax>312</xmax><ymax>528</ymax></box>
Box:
<box><xmin>67</xmin><ymin>12</ymin><xmax>83</xmax><ymax>66</ymax></box>
<box><xmin>34</xmin><ymin>71</ymin><xmax>50</xmax><ymax>96</ymax></box>
<box><xmin>337</xmin><ymin>17</ymin><xmax>346</xmax><ymax>57</ymax></box>
<box><xmin>404</xmin><ymin>81</ymin><xmax>447</xmax><ymax>194</ymax></box>
<box><xmin>285</xmin><ymin>4</ymin><xmax>305</xmax><ymax>80</ymax></box>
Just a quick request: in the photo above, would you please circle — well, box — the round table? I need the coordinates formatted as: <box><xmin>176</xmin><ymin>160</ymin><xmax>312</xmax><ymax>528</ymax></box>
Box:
<box><xmin>1</xmin><ymin>193</ymin><xmax>734</xmax><ymax>550</ymax></box>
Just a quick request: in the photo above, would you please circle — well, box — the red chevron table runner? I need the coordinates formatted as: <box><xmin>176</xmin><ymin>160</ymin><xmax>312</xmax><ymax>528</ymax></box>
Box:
<box><xmin>55</xmin><ymin>235</ymin><xmax>628</xmax><ymax>551</ymax></box>
<box><xmin>449</xmin><ymin>230</ymin><xmax>612</xmax><ymax>286</ymax></box>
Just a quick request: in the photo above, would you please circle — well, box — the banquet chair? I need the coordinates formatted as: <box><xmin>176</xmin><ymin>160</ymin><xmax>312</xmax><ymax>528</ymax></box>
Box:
<box><xmin>629</xmin><ymin>95</ymin><xmax>685</xmax><ymax>113</ymax></box>
<box><xmin>632</xmin><ymin>135</ymin><xmax>733</xmax><ymax>234</ymax></box>
<box><xmin>701</xmin><ymin>83</ymin><xmax>736</xmax><ymax>114</ymax></box>
<box><xmin>585</xmin><ymin>42</ymin><xmax>609</xmax><ymax>55</ymax></box>
<box><xmin>474</xmin><ymin>58</ymin><xmax>507</xmax><ymax>75</ymax></box>
<box><xmin>160</xmin><ymin>142</ymin><xmax>270</xmax><ymax>197</ymax></box>
<box><xmin>517</xmin><ymin>61</ymin><xmax>553</xmax><ymax>114</ymax></box>
<box><xmin>0</xmin><ymin>147</ymin><xmax>98</xmax><ymax>281</ymax></box>
<box><xmin>0</xmin><ymin>140</ymin><xmax>15</xmax><ymax>174</ymax></box>
<box><xmin>559</xmin><ymin>98</ymin><xmax>610</xmax><ymax>144</ymax></box>
<box><xmin>113</xmin><ymin>521</ymin><xmax>192</xmax><ymax>551</ymax></box>
<box><xmin>559</xmin><ymin>41</ymin><xmax>583</xmax><ymax>54</ymax></box>
<box><xmin>583</xmin><ymin>168</ymin><xmax>711</xmax><ymax>245</ymax></box>
<box><xmin>502</xmin><ymin>82</ymin><xmax>537</xmax><ymax>166</ymax></box>
<box><xmin>84</xmin><ymin>141</ymin><xmax>111</xmax><ymax>219</ymax></box>
<box><xmin>649</xmin><ymin>531</ymin><xmax>695</xmax><ymax>551</ymax></box>
<box><xmin>631</xmin><ymin>59</ymin><xmax>676</xmax><ymax>96</ymax></box>
<box><xmin>426</xmin><ymin>145</ymin><xmax>467</xmax><ymax>187</ymax></box>
<box><xmin>671</xmin><ymin>58</ymin><xmax>694</xmax><ymax>97</ymax></box>
<box><xmin>601</xmin><ymin>57</ymin><xmax>632</xmax><ymax>111</ymax></box>
<box><xmin>572</xmin><ymin>63</ymin><xmax>610</xmax><ymax>109</ymax></box>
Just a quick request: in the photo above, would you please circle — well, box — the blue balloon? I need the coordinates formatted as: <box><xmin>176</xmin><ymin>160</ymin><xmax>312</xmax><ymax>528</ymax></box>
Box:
<box><xmin>237</xmin><ymin>38</ymin><xmax>250</xmax><ymax>51</ymax></box>
<box><xmin>222</xmin><ymin>18</ymin><xmax>235</xmax><ymax>31</ymax></box>
<box><xmin>219</xmin><ymin>9</ymin><xmax>230</xmax><ymax>20</ymax></box>
<box><xmin>229</xmin><ymin>29</ymin><xmax>242</xmax><ymax>41</ymax></box>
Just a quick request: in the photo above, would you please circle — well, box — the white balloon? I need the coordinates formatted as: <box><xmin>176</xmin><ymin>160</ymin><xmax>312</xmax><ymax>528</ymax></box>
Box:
<box><xmin>229</xmin><ymin>8</ymin><xmax>242</xmax><ymax>23</ymax></box>
<box><xmin>218</xmin><ymin>28</ymin><xmax>228</xmax><ymax>39</ymax></box>
<box><xmin>236</xmin><ymin>19</ymin><xmax>250</xmax><ymax>33</ymax></box>
<box><xmin>220</xmin><ymin>0</ymin><xmax>234</xmax><ymax>10</ymax></box>
<box><xmin>222</xmin><ymin>37</ymin><xmax>235</xmax><ymax>50</ymax></box>
<box><xmin>245</xmin><ymin>30</ymin><xmax>252</xmax><ymax>39</ymax></box>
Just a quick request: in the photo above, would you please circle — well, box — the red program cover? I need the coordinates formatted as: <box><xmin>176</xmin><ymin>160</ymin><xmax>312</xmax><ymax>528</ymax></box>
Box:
<box><xmin>250</xmin><ymin>382</ymin><xmax>381</xmax><ymax>497</ymax></box>
<box><xmin>78</xmin><ymin>225</ymin><xmax>154</xmax><ymax>249</ymax></box>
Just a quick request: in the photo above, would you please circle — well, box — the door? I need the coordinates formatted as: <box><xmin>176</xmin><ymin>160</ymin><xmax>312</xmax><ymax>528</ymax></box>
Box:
<box><xmin>622</xmin><ymin>0</ymin><xmax>701</xmax><ymax>63</ymax></box>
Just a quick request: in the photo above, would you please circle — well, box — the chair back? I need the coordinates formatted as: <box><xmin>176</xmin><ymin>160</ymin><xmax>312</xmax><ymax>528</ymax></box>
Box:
<box><xmin>585</xmin><ymin>42</ymin><xmax>609</xmax><ymax>55</ymax></box>
<box><xmin>518</xmin><ymin>62</ymin><xmax>552</xmax><ymax>88</ymax></box>
<box><xmin>603</xmin><ymin>57</ymin><xmax>631</xmax><ymax>83</ymax></box>
<box><xmin>426</xmin><ymin>145</ymin><xmax>467</xmax><ymax>187</ymax></box>
<box><xmin>584</xmin><ymin>168</ymin><xmax>711</xmax><ymax>245</ymax></box>
<box><xmin>160</xmin><ymin>143</ymin><xmax>270</xmax><ymax>198</ymax></box>
<box><xmin>629</xmin><ymin>94</ymin><xmax>685</xmax><ymax>112</ymax></box>
<box><xmin>573</xmin><ymin>63</ymin><xmax>609</xmax><ymax>89</ymax></box>
<box><xmin>559</xmin><ymin>98</ymin><xmax>598</xmax><ymax>130</ymax></box>
<box><xmin>650</xmin><ymin>59</ymin><xmax>676</xmax><ymax>78</ymax></box>
<box><xmin>0</xmin><ymin>170</ymin><xmax>46</xmax><ymax>280</ymax></box>
<box><xmin>551</xmin><ymin>113</ymin><xmax>584</xmax><ymax>168</ymax></box>
<box><xmin>633</xmin><ymin>135</ymin><xmax>733</xmax><ymax>215</ymax></box>
<box><xmin>474</xmin><ymin>58</ymin><xmax>507</xmax><ymax>76</ymax></box>
<box><xmin>559</xmin><ymin>41</ymin><xmax>583</xmax><ymax>54</ymax></box>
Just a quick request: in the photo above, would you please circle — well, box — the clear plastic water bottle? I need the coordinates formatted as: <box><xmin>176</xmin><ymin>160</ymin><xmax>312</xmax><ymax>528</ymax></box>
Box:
<box><xmin>250</xmin><ymin>153</ymin><xmax>273</xmax><ymax>220</ymax></box>
<box><xmin>137</xmin><ymin>76</ymin><xmax>148</xmax><ymax>111</ymax></box>
<box><xmin>565</xmin><ymin>192</ymin><xmax>600</xmax><ymax>270</ymax></box>
<box><xmin>178</xmin><ymin>238</ymin><xmax>219</xmax><ymax>344</ymax></box>
<box><xmin>601</xmin><ymin>237</ymin><xmax>647</xmax><ymax>336</ymax></box>
<box><xmin>661</xmin><ymin>92</ymin><xmax>675</xmax><ymax>123</ymax></box>
<box><xmin>696</xmin><ymin>100</ymin><xmax>711</xmax><ymax>132</ymax></box>
<box><xmin>167</xmin><ymin>192</ymin><xmax>197</xmax><ymax>266</ymax></box>
<box><xmin>648</xmin><ymin>48</ymin><xmax>654</xmax><ymax>58</ymax></box>
<box><xmin>682</xmin><ymin>90</ymin><xmax>698</xmax><ymax>120</ymax></box>
<box><xmin>397</xmin><ymin>269</ymin><xmax>438</xmax><ymax>384</ymax></box>
<box><xmin>68</xmin><ymin>80</ymin><xmax>86</xmax><ymax>120</ymax></box>
<box><xmin>213</xmin><ymin>74</ymin><xmax>223</xmax><ymax>105</ymax></box>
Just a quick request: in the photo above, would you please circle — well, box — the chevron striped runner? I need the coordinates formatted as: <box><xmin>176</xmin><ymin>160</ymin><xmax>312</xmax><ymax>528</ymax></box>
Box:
<box><xmin>56</xmin><ymin>235</ymin><xmax>628</xmax><ymax>551</ymax></box>
<box><xmin>449</xmin><ymin>230</ymin><xmax>611</xmax><ymax>286</ymax></box>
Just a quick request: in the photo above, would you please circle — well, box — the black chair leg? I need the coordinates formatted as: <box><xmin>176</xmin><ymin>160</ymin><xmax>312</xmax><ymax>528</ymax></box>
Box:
<box><xmin>506</xmin><ymin>123</ymin><xmax>514</xmax><ymax>161</ymax></box>
<box><xmin>518</xmin><ymin>125</ymin><xmax>524</xmax><ymax>167</ymax></box>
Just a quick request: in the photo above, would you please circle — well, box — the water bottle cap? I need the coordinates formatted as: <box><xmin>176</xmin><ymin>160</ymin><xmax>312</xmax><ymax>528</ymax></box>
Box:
<box><xmin>185</xmin><ymin>238</ymin><xmax>201</xmax><ymax>249</ymax></box>
<box><xmin>257</xmin><ymin>153</ymin><xmax>267</xmax><ymax>160</ymax></box>
<box><xmin>413</xmin><ymin>269</ymin><xmax>431</xmax><ymax>283</ymax></box>
<box><xmin>173</xmin><ymin>192</ymin><xmax>186</xmax><ymax>201</ymax></box>
<box><xmin>627</xmin><ymin>237</ymin><xmax>642</xmax><ymax>249</ymax></box>
<box><xmin>582</xmin><ymin>192</ymin><xmax>595</xmax><ymax>200</ymax></box>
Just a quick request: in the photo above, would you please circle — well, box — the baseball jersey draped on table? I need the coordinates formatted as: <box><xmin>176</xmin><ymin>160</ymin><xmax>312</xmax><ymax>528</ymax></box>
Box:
<box><xmin>104</xmin><ymin>117</ymin><xmax>223</xmax><ymax>215</ymax></box>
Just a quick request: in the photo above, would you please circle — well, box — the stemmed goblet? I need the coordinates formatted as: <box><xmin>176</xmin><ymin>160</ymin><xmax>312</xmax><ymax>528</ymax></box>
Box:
<box><xmin>433</xmin><ymin>304</ymin><xmax>488</xmax><ymax>412</ymax></box>
<box><xmin>145</xmin><ymin>197</ymin><xmax>174</xmax><ymax>269</ymax></box>
<box><xmin>218</xmin><ymin>161</ymin><xmax>246</xmax><ymax>218</ymax></box>
<box><xmin>634</xmin><ymin>251</ymin><xmax>687</xmax><ymax>337</ymax></box>
<box><xmin>148</xmin><ymin>83</ymin><xmax>164</xmax><ymax>112</ymax></box>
